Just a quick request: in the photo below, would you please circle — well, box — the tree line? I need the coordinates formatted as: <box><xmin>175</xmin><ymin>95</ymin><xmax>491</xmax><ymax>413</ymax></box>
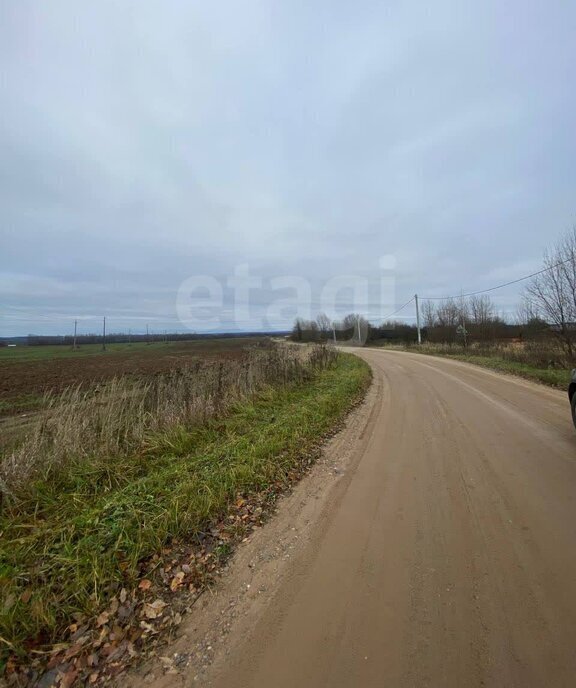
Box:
<box><xmin>292</xmin><ymin>226</ymin><xmax>576</xmax><ymax>356</ymax></box>
<box><xmin>291</xmin><ymin>301</ymin><xmax>543</xmax><ymax>347</ymax></box>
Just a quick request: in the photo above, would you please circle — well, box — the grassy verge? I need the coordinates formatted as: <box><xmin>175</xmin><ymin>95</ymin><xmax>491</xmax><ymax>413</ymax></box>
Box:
<box><xmin>375</xmin><ymin>343</ymin><xmax>570</xmax><ymax>389</ymax></box>
<box><xmin>435</xmin><ymin>353</ymin><xmax>570</xmax><ymax>388</ymax></box>
<box><xmin>0</xmin><ymin>352</ymin><xmax>370</xmax><ymax>660</ymax></box>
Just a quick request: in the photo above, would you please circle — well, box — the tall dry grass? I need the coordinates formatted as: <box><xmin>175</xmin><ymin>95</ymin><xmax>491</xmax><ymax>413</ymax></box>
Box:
<box><xmin>0</xmin><ymin>343</ymin><xmax>336</xmax><ymax>508</ymax></box>
<box><xmin>413</xmin><ymin>340</ymin><xmax>570</xmax><ymax>369</ymax></box>
<box><xmin>395</xmin><ymin>339</ymin><xmax>570</xmax><ymax>388</ymax></box>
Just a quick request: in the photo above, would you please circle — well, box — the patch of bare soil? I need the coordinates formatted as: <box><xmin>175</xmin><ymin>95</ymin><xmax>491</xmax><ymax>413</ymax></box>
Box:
<box><xmin>0</xmin><ymin>340</ymin><xmax>262</xmax><ymax>418</ymax></box>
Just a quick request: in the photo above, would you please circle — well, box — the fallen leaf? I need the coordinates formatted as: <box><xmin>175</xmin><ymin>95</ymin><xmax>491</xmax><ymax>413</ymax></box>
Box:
<box><xmin>139</xmin><ymin>621</ymin><xmax>157</xmax><ymax>634</ymax></box>
<box><xmin>119</xmin><ymin>588</ymin><xmax>128</xmax><ymax>604</ymax></box>
<box><xmin>60</xmin><ymin>667</ymin><xmax>78</xmax><ymax>688</ymax></box>
<box><xmin>95</xmin><ymin>611</ymin><xmax>109</xmax><ymax>628</ymax></box>
<box><xmin>111</xmin><ymin>624</ymin><xmax>125</xmax><ymax>641</ymax></box>
<box><xmin>117</xmin><ymin>604</ymin><xmax>133</xmax><ymax>622</ymax></box>
<box><xmin>170</xmin><ymin>572</ymin><xmax>185</xmax><ymax>592</ymax></box>
<box><xmin>63</xmin><ymin>643</ymin><xmax>84</xmax><ymax>661</ymax></box>
<box><xmin>138</xmin><ymin>579</ymin><xmax>152</xmax><ymax>591</ymax></box>
<box><xmin>143</xmin><ymin>599</ymin><xmax>167</xmax><ymax>620</ymax></box>
<box><xmin>107</xmin><ymin>641</ymin><xmax>128</xmax><ymax>662</ymax></box>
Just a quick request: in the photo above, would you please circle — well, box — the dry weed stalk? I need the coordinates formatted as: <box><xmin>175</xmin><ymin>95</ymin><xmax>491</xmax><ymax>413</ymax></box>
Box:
<box><xmin>0</xmin><ymin>343</ymin><xmax>336</xmax><ymax>506</ymax></box>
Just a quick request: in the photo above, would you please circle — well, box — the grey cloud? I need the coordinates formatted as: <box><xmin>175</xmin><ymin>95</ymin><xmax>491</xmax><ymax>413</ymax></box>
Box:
<box><xmin>1</xmin><ymin>0</ymin><xmax>575</xmax><ymax>334</ymax></box>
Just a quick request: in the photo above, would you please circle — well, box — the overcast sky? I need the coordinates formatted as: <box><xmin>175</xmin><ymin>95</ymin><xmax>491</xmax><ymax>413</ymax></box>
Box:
<box><xmin>1</xmin><ymin>1</ymin><xmax>575</xmax><ymax>336</ymax></box>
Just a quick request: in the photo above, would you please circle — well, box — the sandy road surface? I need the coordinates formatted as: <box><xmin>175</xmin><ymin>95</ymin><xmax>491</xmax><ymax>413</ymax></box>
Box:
<box><xmin>140</xmin><ymin>350</ymin><xmax>576</xmax><ymax>688</ymax></box>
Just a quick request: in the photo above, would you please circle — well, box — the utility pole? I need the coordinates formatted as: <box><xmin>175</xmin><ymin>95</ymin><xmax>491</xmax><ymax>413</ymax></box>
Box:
<box><xmin>102</xmin><ymin>316</ymin><xmax>107</xmax><ymax>351</ymax></box>
<box><xmin>356</xmin><ymin>315</ymin><xmax>361</xmax><ymax>346</ymax></box>
<box><xmin>415</xmin><ymin>294</ymin><xmax>422</xmax><ymax>345</ymax></box>
<box><xmin>73</xmin><ymin>319</ymin><xmax>78</xmax><ymax>350</ymax></box>
<box><xmin>332</xmin><ymin>324</ymin><xmax>337</xmax><ymax>346</ymax></box>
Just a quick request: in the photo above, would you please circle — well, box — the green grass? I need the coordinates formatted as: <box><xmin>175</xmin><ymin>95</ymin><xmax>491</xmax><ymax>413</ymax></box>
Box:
<box><xmin>379</xmin><ymin>343</ymin><xmax>571</xmax><ymax>389</ymax></box>
<box><xmin>439</xmin><ymin>353</ymin><xmax>570</xmax><ymax>388</ymax></box>
<box><xmin>0</xmin><ymin>395</ymin><xmax>44</xmax><ymax>415</ymax></box>
<box><xmin>0</xmin><ymin>338</ymin><xmax>268</xmax><ymax>365</ymax></box>
<box><xmin>0</xmin><ymin>353</ymin><xmax>370</xmax><ymax>655</ymax></box>
<box><xmin>0</xmin><ymin>342</ymin><xmax>171</xmax><ymax>364</ymax></box>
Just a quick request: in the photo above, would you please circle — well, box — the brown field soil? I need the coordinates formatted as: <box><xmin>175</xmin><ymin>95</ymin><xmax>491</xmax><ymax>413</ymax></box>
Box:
<box><xmin>0</xmin><ymin>338</ymin><xmax>267</xmax><ymax>419</ymax></box>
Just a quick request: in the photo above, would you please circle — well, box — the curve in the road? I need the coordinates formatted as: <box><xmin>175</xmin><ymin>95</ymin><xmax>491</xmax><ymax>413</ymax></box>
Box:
<box><xmin>210</xmin><ymin>349</ymin><xmax>576</xmax><ymax>688</ymax></box>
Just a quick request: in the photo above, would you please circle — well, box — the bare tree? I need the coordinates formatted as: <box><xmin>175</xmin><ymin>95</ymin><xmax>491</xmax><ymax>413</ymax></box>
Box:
<box><xmin>436</xmin><ymin>298</ymin><xmax>461</xmax><ymax>328</ymax></box>
<box><xmin>515</xmin><ymin>295</ymin><xmax>548</xmax><ymax>336</ymax></box>
<box><xmin>429</xmin><ymin>298</ymin><xmax>471</xmax><ymax>344</ymax></box>
<box><xmin>515</xmin><ymin>295</ymin><xmax>538</xmax><ymax>326</ymax></box>
<box><xmin>469</xmin><ymin>294</ymin><xmax>495</xmax><ymax>324</ymax></box>
<box><xmin>468</xmin><ymin>294</ymin><xmax>497</xmax><ymax>342</ymax></box>
<box><xmin>339</xmin><ymin>313</ymin><xmax>370</xmax><ymax>344</ymax></box>
<box><xmin>422</xmin><ymin>300</ymin><xmax>437</xmax><ymax>329</ymax></box>
<box><xmin>458</xmin><ymin>295</ymin><xmax>470</xmax><ymax>325</ymax></box>
<box><xmin>316</xmin><ymin>312</ymin><xmax>332</xmax><ymax>339</ymax></box>
<box><xmin>291</xmin><ymin>318</ymin><xmax>304</xmax><ymax>341</ymax></box>
<box><xmin>291</xmin><ymin>317</ymin><xmax>320</xmax><ymax>342</ymax></box>
<box><xmin>526</xmin><ymin>227</ymin><xmax>576</xmax><ymax>359</ymax></box>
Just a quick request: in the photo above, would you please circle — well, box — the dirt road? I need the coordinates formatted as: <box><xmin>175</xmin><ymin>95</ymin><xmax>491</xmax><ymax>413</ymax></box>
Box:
<box><xmin>143</xmin><ymin>349</ymin><xmax>576</xmax><ymax>688</ymax></box>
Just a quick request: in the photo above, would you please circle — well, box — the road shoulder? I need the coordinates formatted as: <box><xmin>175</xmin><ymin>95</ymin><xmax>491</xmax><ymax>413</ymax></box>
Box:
<box><xmin>120</xmin><ymin>360</ymin><xmax>379</xmax><ymax>687</ymax></box>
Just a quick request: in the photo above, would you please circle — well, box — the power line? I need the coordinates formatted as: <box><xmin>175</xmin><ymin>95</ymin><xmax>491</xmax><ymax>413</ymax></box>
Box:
<box><xmin>4</xmin><ymin>256</ymin><xmax>569</xmax><ymax>334</ymax></box>
<box><xmin>420</xmin><ymin>257</ymin><xmax>572</xmax><ymax>301</ymax></box>
<box><xmin>380</xmin><ymin>296</ymin><xmax>415</xmax><ymax>320</ymax></box>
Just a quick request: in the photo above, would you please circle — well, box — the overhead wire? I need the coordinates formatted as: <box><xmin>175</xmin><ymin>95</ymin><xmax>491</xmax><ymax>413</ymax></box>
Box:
<box><xmin>379</xmin><ymin>296</ymin><xmax>416</xmax><ymax>320</ymax></box>
<box><xmin>420</xmin><ymin>257</ymin><xmax>570</xmax><ymax>300</ymax></box>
